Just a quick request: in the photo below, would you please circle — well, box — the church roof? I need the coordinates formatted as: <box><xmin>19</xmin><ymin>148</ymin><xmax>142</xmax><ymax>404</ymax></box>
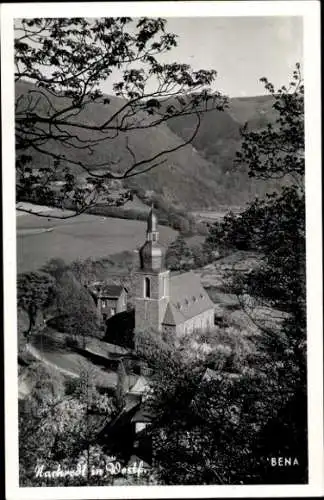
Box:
<box><xmin>162</xmin><ymin>271</ymin><xmax>214</xmax><ymax>326</ymax></box>
<box><xmin>147</xmin><ymin>206</ymin><xmax>158</xmax><ymax>232</ymax></box>
<box><xmin>162</xmin><ymin>303</ymin><xmax>182</xmax><ymax>326</ymax></box>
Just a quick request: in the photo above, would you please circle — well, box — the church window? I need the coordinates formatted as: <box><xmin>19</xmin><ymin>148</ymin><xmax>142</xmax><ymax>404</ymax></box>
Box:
<box><xmin>144</xmin><ymin>277</ymin><xmax>151</xmax><ymax>298</ymax></box>
<box><xmin>163</xmin><ymin>276</ymin><xmax>167</xmax><ymax>296</ymax></box>
<box><xmin>152</xmin><ymin>232</ymin><xmax>157</xmax><ymax>242</ymax></box>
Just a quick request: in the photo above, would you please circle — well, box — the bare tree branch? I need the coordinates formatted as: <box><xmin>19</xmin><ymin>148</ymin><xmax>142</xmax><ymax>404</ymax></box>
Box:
<box><xmin>15</xmin><ymin>17</ymin><xmax>227</xmax><ymax>218</ymax></box>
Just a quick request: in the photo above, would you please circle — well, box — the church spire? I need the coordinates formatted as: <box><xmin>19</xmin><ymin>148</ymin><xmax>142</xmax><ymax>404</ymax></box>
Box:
<box><xmin>147</xmin><ymin>203</ymin><xmax>158</xmax><ymax>235</ymax></box>
<box><xmin>139</xmin><ymin>205</ymin><xmax>165</xmax><ymax>271</ymax></box>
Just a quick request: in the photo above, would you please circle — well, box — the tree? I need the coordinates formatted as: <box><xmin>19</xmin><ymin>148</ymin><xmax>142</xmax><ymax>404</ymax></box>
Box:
<box><xmin>139</xmin><ymin>330</ymin><xmax>307</xmax><ymax>485</ymax></box>
<box><xmin>17</xmin><ymin>270</ymin><xmax>56</xmax><ymax>337</ymax></box>
<box><xmin>69</xmin><ymin>257</ymin><xmax>110</xmax><ymax>287</ymax></box>
<box><xmin>190</xmin><ymin>243</ymin><xmax>211</xmax><ymax>268</ymax></box>
<box><xmin>236</xmin><ymin>63</ymin><xmax>304</xmax><ymax>183</ymax></box>
<box><xmin>203</xmin><ymin>64</ymin><xmax>307</xmax><ymax>481</ymax></box>
<box><xmin>52</xmin><ymin>270</ymin><xmax>101</xmax><ymax>343</ymax></box>
<box><xmin>115</xmin><ymin>360</ymin><xmax>128</xmax><ymax>411</ymax></box>
<box><xmin>19</xmin><ymin>364</ymin><xmax>116</xmax><ymax>486</ymax></box>
<box><xmin>134</xmin><ymin>327</ymin><xmax>177</xmax><ymax>371</ymax></box>
<box><xmin>41</xmin><ymin>257</ymin><xmax>68</xmax><ymax>280</ymax></box>
<box><xmin>206</xmin><ymin>64</ymin><xmax>305</xmax><ymax>332</ymax></box>
<box><xmin>140</xmin><ymin>66</ymin><xmax>307</xmax><ymax>485</ymax></box>
<box><xmin>105</xmin><ymin>309</ymin><xmax>135</xmax><ymax>350</ymax></box>
<box><xmin>15</xmin><ymin>17</ymin><xmax>227</xmax><ymax>217</ymax></box>
<box><xmin>165</xmin><ymin>235</ymin><xmax>194</xmax><ymax>271</ymax></box>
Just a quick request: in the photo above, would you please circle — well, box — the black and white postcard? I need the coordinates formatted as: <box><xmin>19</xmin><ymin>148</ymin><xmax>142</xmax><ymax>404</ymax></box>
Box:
<box><xmin>1</xmin><ymin>1</ymin><xmax>323</xmax><ymax>498</ymax></box>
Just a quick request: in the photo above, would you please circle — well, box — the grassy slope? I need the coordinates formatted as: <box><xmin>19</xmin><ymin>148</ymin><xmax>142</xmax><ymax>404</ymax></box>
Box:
<box><xmin>227</xmin><ymin>95</ymin><xmax>277</xmax><ymax>126</ymax></box>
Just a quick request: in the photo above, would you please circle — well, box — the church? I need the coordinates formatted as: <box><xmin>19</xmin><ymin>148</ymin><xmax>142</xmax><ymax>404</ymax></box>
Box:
<box><xmin>134</xmin><ymin>207</ymin><xmax>215</xmax><ymax>338</ymax></box>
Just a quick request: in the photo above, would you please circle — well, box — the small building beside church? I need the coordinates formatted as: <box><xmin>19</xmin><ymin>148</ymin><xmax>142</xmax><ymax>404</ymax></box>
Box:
<box><xmin>88</xmin><ymin>282</ymin><xmax>128</xmax><ymax>321</ymax></box>
<box><xmin>134</xmin><ymin>208</ymin><xmax>215</xmax><ymax>339</ymax></box>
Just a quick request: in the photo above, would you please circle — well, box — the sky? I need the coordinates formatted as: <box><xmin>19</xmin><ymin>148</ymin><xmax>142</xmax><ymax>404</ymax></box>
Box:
<box><xmin>102</xmin><ymin>16</ymin><xmax>303</xmax><ymax>98</ymax></box>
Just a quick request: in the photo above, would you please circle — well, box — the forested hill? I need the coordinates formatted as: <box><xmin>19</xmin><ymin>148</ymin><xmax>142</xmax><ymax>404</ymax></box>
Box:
<box><xmin>16</xmin><ymin>81</ymin><xmax>283</xmax><ymax>210</ymax></box>
<box><xmin>164</xmin><ymin>94</ymin><xmax>286</xmax><ymax>206</ymax></box>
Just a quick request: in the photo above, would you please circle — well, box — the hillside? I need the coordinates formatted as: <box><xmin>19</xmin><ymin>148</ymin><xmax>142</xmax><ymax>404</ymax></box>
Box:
<box><xmin>165</xmin><ymin>94</ymin><xmax>288</xmax><ymax>203</ymax></box>
<box><xmin>228</xmin><ymin>95</ymin><xmax>277</xmax><ymax>127</ymax></box>
<box><xmin>16</xmin><ymin>81</ymin><xmax>225</xmax><ymax>210</ymax></box>
<box><xmin>16</xmin><ymin>81</ymin><xmax>283</xmax><ymax>210</ymax></box>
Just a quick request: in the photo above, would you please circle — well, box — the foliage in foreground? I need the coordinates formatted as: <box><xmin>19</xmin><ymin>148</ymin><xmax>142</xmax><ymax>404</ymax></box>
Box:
<box><xmin>19</xmin><ymin>365</ymin><xmax>116</xmax><ymax>486</ymax></box>
<box><xmin>193</xmin><ymin>65</ymin><xmax>306</xmax><ymax>483</ymax></box>
<box><xmin>206</xmin><ymin>64</ymin><xmax>305</xmax><ymax>361</ymax></box>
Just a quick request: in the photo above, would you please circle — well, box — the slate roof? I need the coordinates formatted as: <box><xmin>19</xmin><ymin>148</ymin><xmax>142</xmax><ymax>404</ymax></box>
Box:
<box><xmin>88</xmin><ymin>281</ymin><xmax>126</xmax><ymax>298</ymax></box>
<box><xmin>162</xmin><ymin>271</ymin><xmax>214</xmax><ymax>326</ymax></box>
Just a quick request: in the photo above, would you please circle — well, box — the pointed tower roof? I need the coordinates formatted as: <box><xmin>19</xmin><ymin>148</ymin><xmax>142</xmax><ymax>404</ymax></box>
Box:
<box><xmin>139</xmin><ymin>205</ymin><xmax>165</xmax><ymax>272</ymax></box>
<box><xmin>147</xmin><ymin>204</ymin><xmax>158</xmax><ymax>233</ymax></box>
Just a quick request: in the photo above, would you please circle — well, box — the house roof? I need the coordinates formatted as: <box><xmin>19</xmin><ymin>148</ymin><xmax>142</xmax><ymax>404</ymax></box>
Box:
<box><xmin>200</xmin><ymin>367</ymin><xmax>241</xmax><ymax>384</ymax></box>
<box><xmin>131</xmin><ymin>406</ymin><xmax>154</xmax><ymax>424</ymax></box>
<box><xmin>127</xmin><ymin>455</ymin><xmax>151</xmax><ymax>470</ymax></box>
<box><xmin>201</xmin><ymin>367</ymin><xmax>222</xmax><ymax>383</ymax></box>
<box><xmin>129</xmin><ymin>376</ymin><xmax>150</xmax><ymax>396</ymax></box>
<box><xmin>162</xmin><ymin>271</ymin><xmax>214</xmax><ymax>326</ymax></box>
<box><xmin>88</xmin><ymin>281</ymin><xmax>126</xmax><ymax>298</ymax></box>
<box><xmin>124</xmin><ymin>393</ymin><xmax>142</xmax><ymax>413</ymax></box>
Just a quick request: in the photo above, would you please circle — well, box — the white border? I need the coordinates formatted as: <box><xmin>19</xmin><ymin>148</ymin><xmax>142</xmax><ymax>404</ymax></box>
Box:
<box><xmin>1</xmin><ymin>2</ymin><xmax>323</xmax><ymax>499</ymax></box>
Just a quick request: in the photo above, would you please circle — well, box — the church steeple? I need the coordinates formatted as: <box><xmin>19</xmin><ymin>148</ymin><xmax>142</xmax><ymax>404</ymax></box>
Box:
<box><xmin>135</xmin><ymin>204</ymin><xmax>170</xmax><ymax>333</ymax></box>
<box><xmin>147</xmin><ymin>204</ymin><xmax>158</xmax><ymax>233</ymax></box>
<box><xmin>139</xmin><ymin>205</ymin><xmax>165</xmax><ymax>272</ymax></box>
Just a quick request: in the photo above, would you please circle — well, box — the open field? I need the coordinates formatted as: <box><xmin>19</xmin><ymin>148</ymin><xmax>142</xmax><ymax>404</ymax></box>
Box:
<box><xmin>190</xmin><ymin>206</ymin><xmax>243</xmax><ymax>223</ymax></box>
<box><xmin>17</xmin><ymin>210</ymin><xmax>177</xmax><ymax>273</ymax></box>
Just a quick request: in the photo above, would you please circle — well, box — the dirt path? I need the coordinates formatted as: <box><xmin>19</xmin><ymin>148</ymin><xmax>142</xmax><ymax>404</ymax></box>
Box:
<box><xmin>26</xmin><ymin>343</ymin><xmax>79</xmax><ymax>379</ymax></box>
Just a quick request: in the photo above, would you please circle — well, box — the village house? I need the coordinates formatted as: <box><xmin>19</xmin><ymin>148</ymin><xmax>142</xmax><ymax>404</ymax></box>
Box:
<box><xmin>88</xmin><ymin>282</ymin><xmax>128</xmax><ymax>321</ymax></box>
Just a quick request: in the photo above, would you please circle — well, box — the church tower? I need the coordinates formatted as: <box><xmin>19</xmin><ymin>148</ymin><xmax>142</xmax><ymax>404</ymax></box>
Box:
<box><xmin>134</xmin><ymin>207</ymin><xmax>170</xmax><ymax>332</ymax></box>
